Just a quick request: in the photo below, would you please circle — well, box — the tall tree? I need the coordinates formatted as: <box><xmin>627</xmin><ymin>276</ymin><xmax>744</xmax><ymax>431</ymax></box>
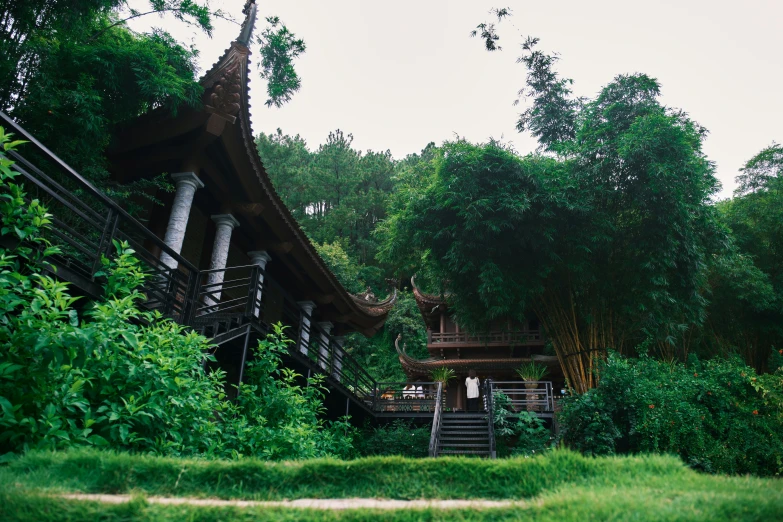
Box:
<box><xmin>2</xmin><ymin>1</ymin><xmax>305</xmax><ymax>204</ymax></box>
<box><xmin>0</xmin><ymin>0</ymin><xmax>213</xmax><ymax>112</ymax></box>
<box><xmin>379</xmin><ymin>45</ymin><xmax>720</xmax><ymax>393</ymax></box>
<box><xmin>257</xmin><ymin>128</ymin><xmax>396</xmax><ymax>271</ymax></box>
<box><xmin>709</xmin><ymin>144</ymin><xmax>783</xmax><ymax>371</ymax></box>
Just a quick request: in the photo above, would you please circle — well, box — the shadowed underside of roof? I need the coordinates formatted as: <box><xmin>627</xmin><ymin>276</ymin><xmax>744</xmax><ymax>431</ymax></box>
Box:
<box><xmin>394</xmin><ymin>335</ymin><xmax>559</xmax><ymax>377</ymax></box>
<box><xmin>112</xmin><ymin>1</ymin><xmax>395</xmax><ymax>335</ymax></box>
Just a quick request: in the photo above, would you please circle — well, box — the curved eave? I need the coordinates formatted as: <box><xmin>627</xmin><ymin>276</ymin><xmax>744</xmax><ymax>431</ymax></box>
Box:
<box><xmin>395</xmin><ymin>335</ymin><xmax>558</xmax><ymax>377</ymax></box>
<box><xmin>411</xmin><ymin>276</ymin><xmax>447</xmax><ymax>330</ymax></box>
<box><xmin>351</xmin><ymin>288</ymin><xmax>398</xmax><ymax>316</ymax></box>
<box><xmin>399</xmin><ymin>355</ymin><xmax>561</xmax><ymax>378</ymax></box>
<box><xmin>203</xmin><ymin>35</ymin><xmax>393</xmax><ymax>334</ymax></box>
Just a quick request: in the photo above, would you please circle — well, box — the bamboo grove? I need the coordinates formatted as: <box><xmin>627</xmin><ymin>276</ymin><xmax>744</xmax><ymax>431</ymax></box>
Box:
<box><xmin>376</xmin><ymin>41</ymin><xmax>781</xmax><ymax>393</ymax></box>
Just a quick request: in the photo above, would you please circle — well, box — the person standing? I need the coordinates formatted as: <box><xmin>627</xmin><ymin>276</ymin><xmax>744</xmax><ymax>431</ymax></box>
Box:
<box><xmin>465</xmin><ymin>369</ymin><xmax>480</xmax><ymax>411</ymax></box>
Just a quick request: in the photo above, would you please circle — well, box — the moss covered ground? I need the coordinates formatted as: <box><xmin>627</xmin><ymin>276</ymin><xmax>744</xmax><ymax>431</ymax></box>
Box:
<box><xmin>0</xmin><ymin>449</ymin><xmax>781</xmax><ymax>521</ymax></box>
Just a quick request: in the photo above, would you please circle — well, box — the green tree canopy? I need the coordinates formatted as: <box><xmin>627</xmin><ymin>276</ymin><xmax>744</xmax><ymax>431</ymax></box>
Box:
<box><xmin>379</xmin><ymin>42</ymin><xmax>721</xmax><ymax>392</ymax></box>
<box><xmin>708</xmin><ymin>144</ymin><xmax>783</xmax><ymax>371</ymax></box>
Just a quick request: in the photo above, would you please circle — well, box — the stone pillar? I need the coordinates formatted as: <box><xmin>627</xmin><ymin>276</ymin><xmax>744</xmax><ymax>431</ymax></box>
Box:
<box><xmin>332</xmin><ymin>336</ymin><xmax>345</xmax><ymax>382</ymax></box>
<box><xmin>316</xmin><ymin>321</ymin><xmax>333</xmax><ymax>370</ymax></box>
<box><xmin>159</xmin><ymin>172</ymin><xmax>204</xmax><ymax>270</ymax></box>
<box><xmin>297</xmin><ymin>301</ymin><xmax>316</xmax><ymax>357</ymax></box>
<box><xmin>247</xmin><ymin>250</ymin><xmax>271</xmax><ymax>319</ymax></box>
<box><xmin>203</xmin><ymin>214</ymin><xmax>239</xmax><ymax>308</ymax></box>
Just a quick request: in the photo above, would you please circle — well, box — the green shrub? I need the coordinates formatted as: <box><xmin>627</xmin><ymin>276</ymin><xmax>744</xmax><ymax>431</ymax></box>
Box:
<box><xmin>559</xmin><ymin>352</ymin><xmax>783</xmax><ymax>475</ymax></box>
<box><xmin>219</xmin><ymin>323</ymin><xmax>357</xmax><ymax>460</ymax></box>
<box><xmin>355</xmin><ymin>420</ymin><xmax>431</xmax><ymax>458</ymax></box>
<box><xmin>492</xmin><ymin>392</ymin><xmax>552</xmax><ymax>457</ymax></box>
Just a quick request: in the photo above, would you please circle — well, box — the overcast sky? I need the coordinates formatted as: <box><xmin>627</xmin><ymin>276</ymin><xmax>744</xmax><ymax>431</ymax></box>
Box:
<box><xmin>129</xmin><ymin>0</ymin><xmax>783</xmax><ymax>199</ymax></box>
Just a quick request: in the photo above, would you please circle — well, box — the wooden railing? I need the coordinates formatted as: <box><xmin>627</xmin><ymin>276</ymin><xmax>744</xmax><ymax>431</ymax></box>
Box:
<box><xmin>430</xmin><ymin>330</ymin><xmax>542</xmax><ymax>345</ymax></box>
<box><xmin>190</xmin><ymin>263</ymin><xmax>379</xmax><ymax>403</ymax></box>
<box><xmin>299</xmin><ymin>317</ymin><xmax>377</xmax><ymax>401</ymax></box>
<box><xmin>428</xmin><ymin>381</ymin><xmax>444</xmax><ymax>457</ymax></box>
<box><xmin>194</xmin><ymin>264</ymin><xmax>265</xmax><ymax>320</ymax></box>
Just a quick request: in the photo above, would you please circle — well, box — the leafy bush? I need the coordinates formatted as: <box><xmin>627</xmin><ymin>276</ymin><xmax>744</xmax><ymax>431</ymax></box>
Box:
<box><xmin>219</xmin><ymin>323</ymin><xmax>357</xmax><ymax>460</ymax></box>
<box><xmin>559</xmin><ymin>352</ymin><xmax>783</xmax><ymax>475</ymax></box>
<box><xmin>0</xmin><ymin>134</ymin><xmax>353</xmax><ymax>460</ymax></box>
<box><xmin>354</xmin><ymin>420</ymin><xmax>431</xmax><ymax>458</ymax></box>
<box><xmin>492</xmin><ymin>392</ymin><xmax>552</xmax><ymax>457</ymax></box>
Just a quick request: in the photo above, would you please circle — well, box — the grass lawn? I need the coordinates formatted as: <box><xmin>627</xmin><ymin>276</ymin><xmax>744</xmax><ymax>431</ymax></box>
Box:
<box><xmin>0</xmin><ymin>449</ymin><xmax>780</xmax><ymax>521</ymax></box>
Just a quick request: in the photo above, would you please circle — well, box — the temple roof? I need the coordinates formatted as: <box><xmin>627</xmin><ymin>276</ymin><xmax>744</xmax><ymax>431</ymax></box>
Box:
<box><xmin>109</xmin><ymin>1</ymin><xmax>394</xmax><ymax>335</ymax></box>
<box><xmin>394</xmin><ymin>334</ymin><xmax>559</xmax><ymax>378</ymax></box>
<box><xmin>202</xmin><ymin>1</ymin><xmax>396</xmax><ymax>333</ymax></box>
<box><xmin>411</xmin><ymin>276</ymin><xmax>448</xmax><ymax>330</ymax></box>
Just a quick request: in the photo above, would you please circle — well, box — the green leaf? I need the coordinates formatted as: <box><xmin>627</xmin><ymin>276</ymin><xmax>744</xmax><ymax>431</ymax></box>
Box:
<box><xmin>121</xmin><ymin>332</ymin><xmax>139</xmax><ymax>349</ymax></box>
<box><xmin>0</xmin><ymin>396</ymin><xmax>15</xmax><ymax>417</ymax></box>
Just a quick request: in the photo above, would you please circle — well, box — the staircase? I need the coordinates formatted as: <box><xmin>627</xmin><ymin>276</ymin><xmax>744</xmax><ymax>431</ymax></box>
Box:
<box><xmin>435</xmin><ymin>412</ymin><xmax>493</xmax><ymax>457</ymax></box>
<box><xmin>192</xmin><ymin>312</ymin><xmax>254</xmax><ymax>345</ymax></box>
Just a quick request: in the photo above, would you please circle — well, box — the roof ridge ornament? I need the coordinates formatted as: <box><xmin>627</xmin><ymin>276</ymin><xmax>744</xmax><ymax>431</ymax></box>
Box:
<box><xmin>237</xmin><ymin>0</ymin><xmax>258</xmax><ymax>47</ymax></box>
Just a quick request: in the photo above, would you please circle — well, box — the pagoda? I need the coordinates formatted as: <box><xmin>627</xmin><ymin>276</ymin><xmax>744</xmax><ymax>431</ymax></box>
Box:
<box><xmin>397</xmin><ymin>277</ymin><xmax>562</xmax><ymax>410</ymax></box>
<box><xmin>2</xmin><ymin>1</ymin><xmax>395</xmax><ymax>421</ymax></box>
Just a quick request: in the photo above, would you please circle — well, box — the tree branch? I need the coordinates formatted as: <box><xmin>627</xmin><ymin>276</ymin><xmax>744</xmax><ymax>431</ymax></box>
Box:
<box><xmin>88</xmin><ymin>7</ymin><xmax>238</xmax><ymax>42</ymax></box>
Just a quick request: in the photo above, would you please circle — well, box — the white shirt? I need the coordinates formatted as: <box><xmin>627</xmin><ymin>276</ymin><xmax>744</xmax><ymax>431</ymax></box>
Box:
<box><xmin>416</xmin><ymin>385</ymin><xmax>424</xmax><ymax>398</ymax></box>
<box><xmin>465</xmin><ymin>377</ymin><xmax>480</xmax><ymax>399</ymax></box>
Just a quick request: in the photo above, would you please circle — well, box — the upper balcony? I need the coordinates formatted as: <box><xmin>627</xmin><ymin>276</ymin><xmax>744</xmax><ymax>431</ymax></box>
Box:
<box><xmin>428</xmin><ymin>329</ymin><xmax>543</xmax><ymax>347</ymax></box>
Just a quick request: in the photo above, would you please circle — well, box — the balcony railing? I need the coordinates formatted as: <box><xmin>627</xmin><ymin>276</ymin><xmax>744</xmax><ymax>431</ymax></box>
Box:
<box><xmin>429</xmin><ymin>329</ymin><xmax>542</xmax><ymax>346</ymax></box>
<box><xmin>489</xmin><ymin>381</ymin><xmax>554</xmax><ymax>412</ymax></box>
<box><xmin>371</xmin><ymin>382</ymin><xmax>440</xmax><ymax>413</ymax></box>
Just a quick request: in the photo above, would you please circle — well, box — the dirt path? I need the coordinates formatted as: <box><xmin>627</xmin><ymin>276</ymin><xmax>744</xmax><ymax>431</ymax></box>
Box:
<box><xmin>60</xmin><ymin>493</ymin><xmax>525</xmax><ymax>510</ymax></box>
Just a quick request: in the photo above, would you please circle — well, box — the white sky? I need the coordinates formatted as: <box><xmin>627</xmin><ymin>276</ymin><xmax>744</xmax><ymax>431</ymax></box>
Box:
<box><xmin>129</xmin><ymin>0</ymin><xmax>783</xmax><ymax>199</ymax></box>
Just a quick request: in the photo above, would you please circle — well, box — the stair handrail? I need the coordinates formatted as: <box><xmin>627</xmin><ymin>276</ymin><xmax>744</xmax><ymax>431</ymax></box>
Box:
<box><xmin>485</xmin><ymin>379</ymin><xmax>497</xmax><ymax>459</ymax></box>
<box><xmin>428</xmin><ymin>381</ymin><xmax>443</xmax><ymax>457</ymax></box>
<box><xmin>0</xmin><ymin>111</ymin><xmax>199</xmax><ymax>275</ymax></box>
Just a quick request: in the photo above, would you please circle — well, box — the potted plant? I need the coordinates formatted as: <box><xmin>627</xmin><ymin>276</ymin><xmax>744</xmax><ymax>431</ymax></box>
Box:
<box><xmin>516</xmin><ymin>361</ymin><xmax>548</xmax><ymax>412</ymax></box>
<box><xmin>430</xmin><ymin>367</ymin><xmax>456</xmax><ymax>407</ymax></box>
<box><xmin>516</xmin><ymin>361</ymin><xmax>549</xmax><ymax>389</ymax></box>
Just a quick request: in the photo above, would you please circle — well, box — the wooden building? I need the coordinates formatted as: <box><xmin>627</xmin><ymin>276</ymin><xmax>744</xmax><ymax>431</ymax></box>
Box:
<box><xmin>2</xmin><ymin>0</ymin><xmax>394</xmax><ymax>421</ymax></box>
<box><xmin>396</xmin><ymin>277</ymin><xmax>562</xmax><ymax>410</ymax></box>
